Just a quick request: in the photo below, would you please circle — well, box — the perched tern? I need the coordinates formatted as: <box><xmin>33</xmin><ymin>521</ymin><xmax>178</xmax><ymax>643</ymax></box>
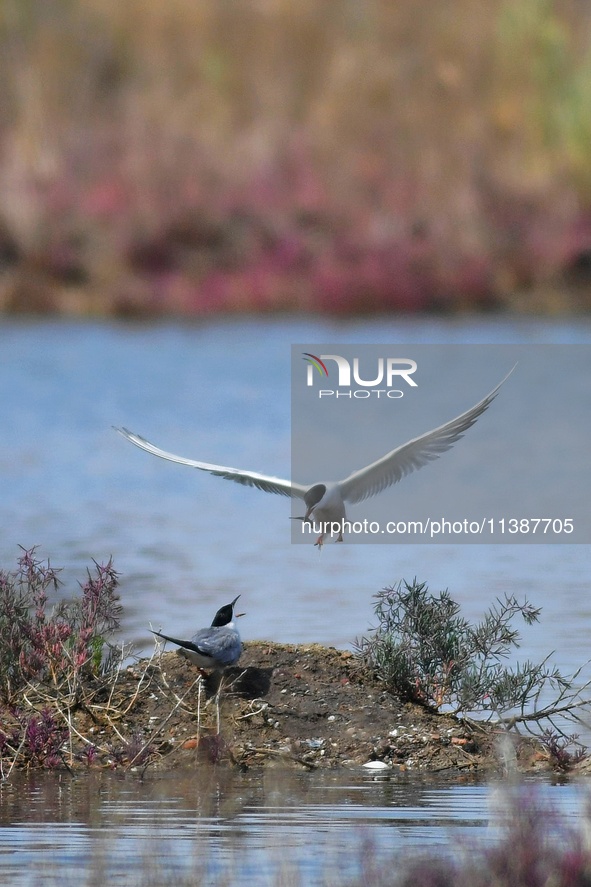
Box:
<box><xmin>151</xmin><ymin>596</ymin><xmax>242</xmax><ymax>671</ymax></box>
<box><xmin>116</xmin><ymin>369</ymin><xmax>513</xmax><ymax>546</ymax></box>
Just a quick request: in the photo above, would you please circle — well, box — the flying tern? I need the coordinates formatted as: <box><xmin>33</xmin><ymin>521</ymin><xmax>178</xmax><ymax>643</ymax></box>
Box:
<box><xmin>116</xmin><ymin>368</ymin><xmax>513</xmax><ymax>546</ymax></box>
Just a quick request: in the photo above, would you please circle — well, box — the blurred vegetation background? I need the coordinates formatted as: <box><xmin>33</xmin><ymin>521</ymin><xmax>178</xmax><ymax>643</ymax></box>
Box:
<box><xmin>1</xmin><ymin>0</ymin><xmax>591</xmax><ymax>316</ymax></box>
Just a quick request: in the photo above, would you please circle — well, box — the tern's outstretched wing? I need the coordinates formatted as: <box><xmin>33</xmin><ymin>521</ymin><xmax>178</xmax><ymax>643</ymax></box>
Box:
<box><xmin>115</xmin><ymin>427</ymin><xmax>306</xmax><ymax>498</ymax></box>
<box><xmin>339</xmin><ymin>368</ymin><xmax>514</xmax><ymax>505</ymax></box>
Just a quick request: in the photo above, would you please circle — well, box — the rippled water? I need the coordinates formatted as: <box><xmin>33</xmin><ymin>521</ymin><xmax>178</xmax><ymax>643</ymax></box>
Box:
<box><xmin>0</xmin><ymin>770</ymin><xmax>587</xmax><ymax>886</ymax></box>
<box><xmin>0</xmin><ymin>317</ymin><xmax>589</xmax><ymax>662</ymax></box>
<box><xmin>0</xmin><ymin>315</ymin><xmax>590</xmax><ymax>882</ymax></box>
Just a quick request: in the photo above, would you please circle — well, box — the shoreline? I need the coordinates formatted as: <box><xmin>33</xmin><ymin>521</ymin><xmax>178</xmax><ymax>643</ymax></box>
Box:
<box><xmin>4</xmin><ymin>639</ymin><xmax>589</xmax><ymax>776</ymax></box>
<box><xmin>86</xmin><ymin>641</ymin><xmax>577</xmax><ymax>776</ymax></box>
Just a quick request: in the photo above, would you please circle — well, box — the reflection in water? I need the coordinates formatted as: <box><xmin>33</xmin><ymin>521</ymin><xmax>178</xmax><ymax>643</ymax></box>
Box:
<box><xmin>0</xmin><ymin>318</ymin><xmax>589</xmax><ymax>671</ymax></box>
<box><xmin>0</xmin><ymin>318</ymin><xmax>590</xmax><ymax>883</ymax></box>
<box><xmin>0</xmin><ymin>770</ymin><xmax>587</xmax><ymax>886</ymax></box>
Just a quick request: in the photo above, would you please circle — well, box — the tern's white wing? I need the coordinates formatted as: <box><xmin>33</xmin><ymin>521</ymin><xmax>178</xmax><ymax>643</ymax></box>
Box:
<box><xmin>338</xmin><ymin>369</ymin><xmax>514</xmax><ymax>505</ymax></box>
<box><xmin>115</xmin><ymin>427</ymin><xmax>307</xmax><ymax>498</ymax></box>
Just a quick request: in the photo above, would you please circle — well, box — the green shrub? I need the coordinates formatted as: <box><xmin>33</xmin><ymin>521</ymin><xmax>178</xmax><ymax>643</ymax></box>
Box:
<box><xmin>355</xmin><ymin>579</ymin><xmax>572</xmax><ymax>721</ymax></box>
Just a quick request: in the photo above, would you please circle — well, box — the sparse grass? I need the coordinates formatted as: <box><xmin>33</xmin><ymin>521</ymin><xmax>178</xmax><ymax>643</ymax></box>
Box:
<box><xmin>1</xmin><ymin>1</ymin><xmax>591</xmax><ymax>315</ymax></box>
<box><xmin>0</xmin><ymin>547</ymin><xmax>222</xmax><ymax>775</ymax></box>
<box><xmin>1</xmin><ymin>552</ymin><xmax>588</xmax><ymax>776</ymax></box>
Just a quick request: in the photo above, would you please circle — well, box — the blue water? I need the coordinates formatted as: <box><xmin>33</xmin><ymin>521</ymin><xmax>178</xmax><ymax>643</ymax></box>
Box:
<box><xmin>0</xmin><ymin>770</ymin><xmax>587</xmax><ymax>886</ymax></box>
<box><xmin>0</xmin><ymin>316</ymin><xmax>588</xmax><ymax>665</ymax></box>
<box><xmin>0</xmin><ymin>315</ymin><xmax>590</xmax><ymax>884</ymax></box>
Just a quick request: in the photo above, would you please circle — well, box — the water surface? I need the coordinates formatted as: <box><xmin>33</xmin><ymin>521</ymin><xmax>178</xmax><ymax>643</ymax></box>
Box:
<box><xmin>0</xmin><ymin>315</ymin><xmax>590</xmax><ymax>883</ymax></box>
<box><xmin>0</xmin><ymin>316</ymin><xmax>588</xmax><ymax>668</ymax></box>
<box><xmin>0</xmin><ymin>770</ymin><xmax>587</xmax><ymax>886</ymax></box>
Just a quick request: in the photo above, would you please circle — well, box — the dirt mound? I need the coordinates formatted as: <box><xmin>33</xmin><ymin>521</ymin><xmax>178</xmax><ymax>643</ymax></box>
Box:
<box><xmin>112</xmin><ymin>641</ymin><xmax>548</xmax><ymax>774</ymax></box>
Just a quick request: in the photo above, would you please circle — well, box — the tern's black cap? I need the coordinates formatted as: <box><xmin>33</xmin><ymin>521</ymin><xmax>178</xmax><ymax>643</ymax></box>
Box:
<box><xmin>211</xmin><ymin>595</ymin><xmax>240</xmax><ymax>627</ymax></box>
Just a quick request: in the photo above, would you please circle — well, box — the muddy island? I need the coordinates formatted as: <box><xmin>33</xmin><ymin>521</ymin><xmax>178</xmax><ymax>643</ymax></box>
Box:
<box><xmin>33</xmin><ymin>640</ymin><xmax>576</xmax><ymax>777</ymax></box>
<box><xmin>2</xmin><ymin>552</ymin><xmax>588</xmax><ymax>777</ymax></box>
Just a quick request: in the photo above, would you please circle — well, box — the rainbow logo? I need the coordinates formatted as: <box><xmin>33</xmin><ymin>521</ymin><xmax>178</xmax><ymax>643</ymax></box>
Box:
<box><xmin>302</xmin><ymin>352</ymin><xmax>329</xmax><ymax>377</ymax></box>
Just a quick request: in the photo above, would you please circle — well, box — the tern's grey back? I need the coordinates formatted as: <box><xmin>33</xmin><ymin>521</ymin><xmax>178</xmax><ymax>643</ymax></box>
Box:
<box><xmin>192</xmin><ymin>623</ymin><xmax>242</xmax><ymax>667</ymax></box>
